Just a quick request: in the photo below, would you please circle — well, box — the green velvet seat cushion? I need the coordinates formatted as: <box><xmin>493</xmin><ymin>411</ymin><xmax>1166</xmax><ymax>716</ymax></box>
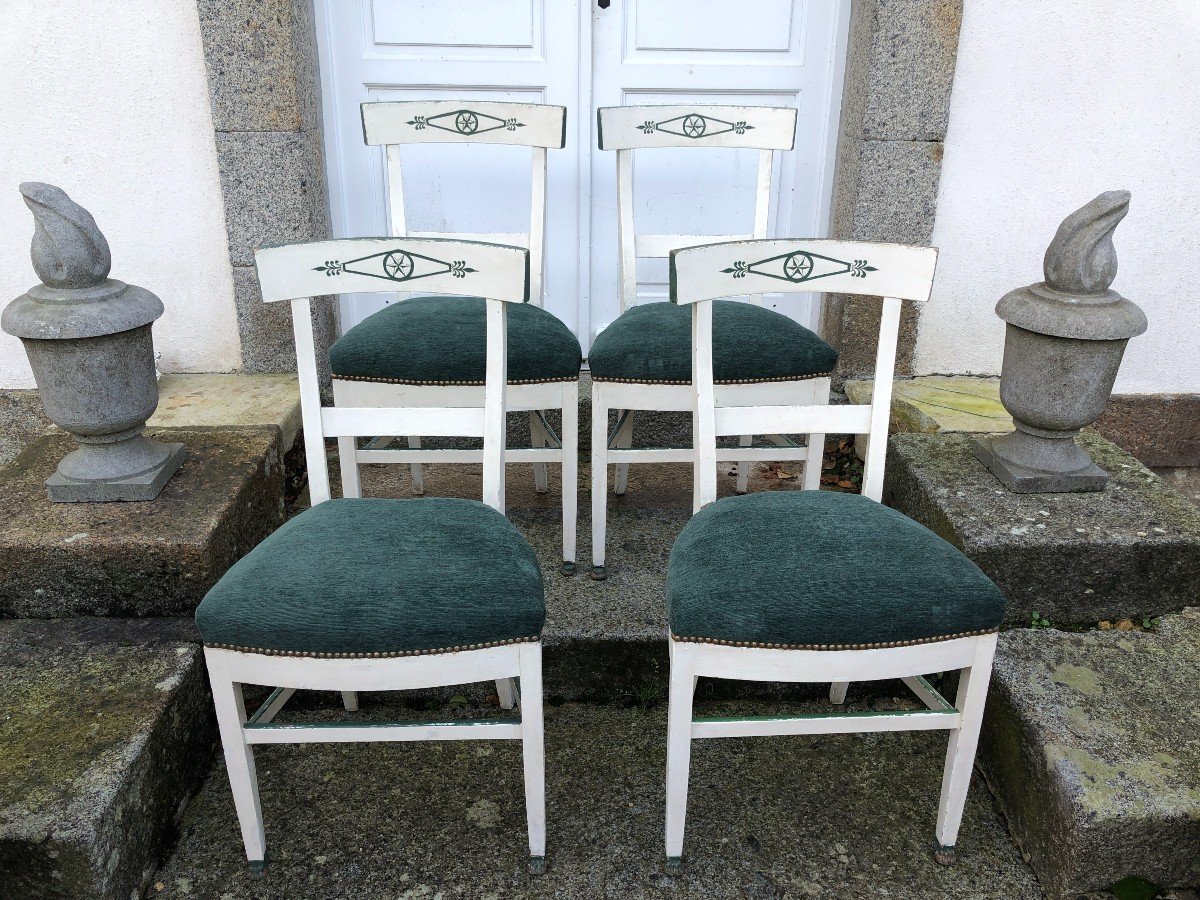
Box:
<box><xmin>587</xmin><ymin>300</ymin><xmax>837</xmax><ymax>384</ymax></box>
<box><xmin>329</xmin><ymin>296</ymin><xmax>582</xmax><ymax>385</ymax></box>
<box><xmin>195</xmin><ymin>498</ymin><xmax>545</xmax><ymax>656</ymax></box>
<box><xmin>668</xmin><ymin>491</ymin><xmax>1006</xmax><ymax>648</ymax></box>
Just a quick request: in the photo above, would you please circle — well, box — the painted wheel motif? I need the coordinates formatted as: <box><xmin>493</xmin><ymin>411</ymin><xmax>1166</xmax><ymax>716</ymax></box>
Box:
<box><xmin>682</xmin><ymin>115</ymin><xmax>707</xmax><ymax>138</ymax></box>
<box><xmin>783</xmin><ymin>253</ymin><xmax>814</xmax><ymax>282</ymax></box>
<box><xmin>455</xmin><ymin>112</ymin><xmax>479</xmax><ymax>134</ymax></box>
<box><xmin>383</xmin><ymin>251</ymin><xmax>415</xmax><ymax>281</ymax></box>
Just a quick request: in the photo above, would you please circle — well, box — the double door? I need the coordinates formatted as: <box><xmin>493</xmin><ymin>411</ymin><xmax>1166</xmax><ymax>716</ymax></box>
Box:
<box><xmin>316</xmin><ymin>1</ymin><xmax>850</xmax><ymax>348</ymax></box>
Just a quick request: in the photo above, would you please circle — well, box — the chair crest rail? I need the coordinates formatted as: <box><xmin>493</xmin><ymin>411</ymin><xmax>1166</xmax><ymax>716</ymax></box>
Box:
<box><xmin>362</xmin><ymin>100</ymin><xmax>567</xmax><ymax>149</ymax></box>
<box><xmin>254</xmin><ymin>237</ymin><xmax>530</xmax><ymax>304</ymax></box>
<box><xmin>669</xmin><ymin>239</ymin><xmax>938</xmax><ymax>305</ymax></box>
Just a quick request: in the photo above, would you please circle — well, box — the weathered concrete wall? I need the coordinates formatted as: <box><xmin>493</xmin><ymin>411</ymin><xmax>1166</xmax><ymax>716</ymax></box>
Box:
<box><xmin>0</xmin><ymin>0</ymin><xmax>242</xmax><ymax>389</ymax></box>
<box><xmin>918</xmin><ymin>0</ymin><xmax>1200</xmax><ymax>395</ymax></box>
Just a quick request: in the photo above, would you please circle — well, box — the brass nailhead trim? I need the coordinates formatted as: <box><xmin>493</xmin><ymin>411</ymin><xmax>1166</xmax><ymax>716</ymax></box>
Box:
<box><xmin>204</xmin><ymin>635</ymin><xmax>539</xmax><ymax>659</ymax></box>
<box><xmin>591</xmin><ymin>371</ymin><xmax>833</xmax><ymax>386</ymax></box>
<box><xmin>331</xmin><ymin>375</ymin><xmax>578</xmax><ymax>387</ymax></box>
<box><xmin>670</xmin><ymin>627</ymin><xmax>999</xmax><ymax>651</ymax></box>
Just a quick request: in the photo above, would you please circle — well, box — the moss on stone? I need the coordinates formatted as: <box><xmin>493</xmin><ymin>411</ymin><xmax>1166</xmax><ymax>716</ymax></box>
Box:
<box><xmin>0</xmin><ymin>647</ymin><xmax>181</xmax><ymax>812</ymax></box>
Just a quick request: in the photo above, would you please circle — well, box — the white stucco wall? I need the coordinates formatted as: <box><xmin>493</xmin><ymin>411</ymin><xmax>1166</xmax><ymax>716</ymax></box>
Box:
<box><xmin>0</xmin><ymin>0</ymin><xmax>240</xmax><ymax>389</ymax></box>
<box><xmin>916</xmin><ymin>0</ymin><xmax>1200</xmax><ymax>395</ymax></box>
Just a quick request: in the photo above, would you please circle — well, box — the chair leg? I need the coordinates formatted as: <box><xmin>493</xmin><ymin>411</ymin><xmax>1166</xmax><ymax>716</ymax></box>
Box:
<box><xmin>407</xmin><ymin>436</ymin><xmax>425</xmax><ymax>495</ymax></box>
<box><xmin>803</xmin><ymin>432</ymin><xmax>826</xmax><ymax>491</ymax></box>
<box><xmin>664</xmin><ymin>640</ymin><xmax>697</xmax><ymax>872</ymax></box>
<box><xmin>560</xmin><ymin>382</ymin><xmax>578</xmax><ymax>575</ymax></box>
<box><xmin>590</xmin><ymin>384</ymin><xmax>609</xmax><ymax>579</ymax></box>
<box><xmin>530</xmin><ymin>412</ymin><xmax>549</xmax><ymax>494</ymax></box>
<box><xmin>614</xmin><ymin>410</ymin><xmax>634</xmax><ymax>496</ymax></box>
<box><xmin>207</xmin><ymin>664</ymin><xmax>266</xmax><ymax>873</ymax></box>
<box><xmin>736</xmin><ymin>434</ymin><xmax>753</xmax><ymax>494</ymax></box>
<box><xmin>341</xmin><ymin>690</ymin><xmax>359</xmax><ymax>712</ymax></box>
<box><xmin>337</xmin><ymin>436</ymin><xmax>361</xmax><ymax>499</ymax></box>
<box><xmin>829</xmin><ymin>681</ymin><xmax>849</xmax><ymax>705</ymax></box>
<box><xmin>518</xmin><ymin>642</ymin><xmax>546</xmax><ymax>872</ymax></box>
<box><xmin>935</xmin><ymin>635</ymin><xmax>998</xmax><ymax>863</ymax></box>
<box><xmin>496</xmin><ymin>677</ymin><xmax>517</xmax><ymax>710</ymax></box>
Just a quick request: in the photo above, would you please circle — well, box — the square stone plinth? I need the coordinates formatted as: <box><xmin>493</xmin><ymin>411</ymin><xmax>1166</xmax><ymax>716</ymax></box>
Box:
<box><xmin>884</xmin><ymin>431</ymin><xmax>1200</xmax><ymax>626</ymax></box>
<box><xmin>0</xmin><ymin>428</ymin><xmax>285</xmax><ymax>618</ymax></box>
<box><xmin>0</xmin><ymin>618</ymin><xmax>214</xmax><ymax>900</ymax></box>
<box><xmin>980</xmin><ymin>610</ymin><xmax>1200</xmax><ymax>898</ymax></box>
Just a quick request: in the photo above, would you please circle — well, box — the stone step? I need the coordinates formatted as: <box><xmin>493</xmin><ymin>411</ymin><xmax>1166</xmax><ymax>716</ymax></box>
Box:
<box><xmin>147</xmin><ymin>697</ymin><xmax>1040</xmax><ymax>898</ymax></box>
<box><xmin>0</xmin><ymin>618</ymin><xmax>215</xmax><ymax>900</ymax></box>
<box><xmin>0</xmin><ymin>373</ymin><xmax>305</xmax><ymax>467</ymax></box>
<box><xmin>0</xmin><ymin>427</ymin><xmax>286</xmax><ymax>618</ymax></box>
<box><xmin>845</xmin><ymin>375</ymin><xmax>1012</xmax><ymax>437</ymax></box>
<box><xmin>884</xmin><ymin>431</ymin><xmax>1200</xmax><ymax>627</ymax></box>
<box><xmin>980</xmin><ymin>608</ymin><xmax>1200</xmax><ymax>899</ymax></box>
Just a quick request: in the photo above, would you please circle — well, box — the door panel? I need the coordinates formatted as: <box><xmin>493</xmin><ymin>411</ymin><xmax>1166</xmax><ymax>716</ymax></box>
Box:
<box><xmin>631</xmin><ymin>0</ymin><xmax>798</xmax><ymax>56</ymax></box>
<box><xmin>589</xmin><ymin>1</ymin><xmax>849</xmax><ymax>342</ymax></box>
<box><xmin>315</xmin><ymin>1</ymin><xmax>582</xmax><ymax>333</ymax></box>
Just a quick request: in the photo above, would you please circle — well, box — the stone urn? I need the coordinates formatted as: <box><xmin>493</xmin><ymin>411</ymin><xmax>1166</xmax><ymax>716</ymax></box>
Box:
<box><xmin>1</xmin><ymin>183</ymin><xmax>184</xmax><ymax>501</ymax></box>
<box><xmin>973</xmin><ymin>191</ymin><xmax>1147</xmax><ymax>492</ymax></box>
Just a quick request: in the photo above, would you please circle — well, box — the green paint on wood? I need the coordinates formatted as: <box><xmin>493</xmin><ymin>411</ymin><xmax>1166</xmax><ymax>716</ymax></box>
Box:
<box><xmin>723</xmin><ymin>250</ymin><xmax>876</xmax><ymax>285</ymax></box>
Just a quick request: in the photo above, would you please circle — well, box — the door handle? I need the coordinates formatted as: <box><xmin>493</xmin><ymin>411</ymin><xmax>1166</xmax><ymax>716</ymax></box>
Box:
<box><xmin>598</xmin><ymin>0</ymin><xmax>610</xmax><ymax>8</ymax></box>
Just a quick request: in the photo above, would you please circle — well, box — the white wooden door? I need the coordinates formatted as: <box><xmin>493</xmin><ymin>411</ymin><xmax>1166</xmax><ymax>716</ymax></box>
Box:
<box><xmin>588</xmin><ymin>0</ymin><xmax>850</xmax><ymax>344</ymax></box>
<box><xmin>314</xmin><ymin>1</ymin><xmax>586</xmax><ymax>333</ymax></box>
<box><xmin>315</xmin><ymin>2</ymin><xmax>849</xmax><ymax>349</ymax></box>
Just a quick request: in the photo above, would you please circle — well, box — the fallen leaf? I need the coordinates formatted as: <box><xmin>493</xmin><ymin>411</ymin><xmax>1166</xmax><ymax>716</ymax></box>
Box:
<box><xmin>1115</xmin><ymin>619</ymin><xmax>1136</xmax><ymax>631</ymax></box>
<box><xmin>1097</xmin><ymin>621</ymin><xmax>1113</xmax><ymax>630</ymax></box>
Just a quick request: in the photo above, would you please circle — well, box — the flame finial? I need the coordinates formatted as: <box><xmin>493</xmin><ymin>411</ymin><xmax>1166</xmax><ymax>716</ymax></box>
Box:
<box><xmin>1042</xmin><ymin>190</ymin><xmax>1130</xmax><ymax>296</ymax></box>
<box><xmin>19</xmin><ymin>182</ymin><xmax>111</xmax><ymax>289</ymax></box>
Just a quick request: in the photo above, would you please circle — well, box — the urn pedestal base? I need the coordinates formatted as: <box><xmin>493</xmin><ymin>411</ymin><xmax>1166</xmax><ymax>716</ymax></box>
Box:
<box><xmin>47</xmin><ymin>439</ymin><xmax>185</xmax><ymax>502</ymax></box>
<box><xmin>971</xmin><ymin>434</ymin><xmax>1107</xmax><ymax>493</ymax></box>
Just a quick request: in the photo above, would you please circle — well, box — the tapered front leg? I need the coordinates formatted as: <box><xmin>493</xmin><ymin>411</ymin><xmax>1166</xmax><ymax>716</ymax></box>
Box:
<box><xmin>664</xmin><ymin>640</ymin><xmax>697</xmax><ymax>871</ymax></box>
<box><xmin>206</xmin><ymin>654</ymin><xmax>266</xmax><ymax>873</ymax></box>
<box><xmin>518</xmin><ymin>643</ymin><xmax>546</xmax><ymax>872</ymax></box>
<box><xmin>935</xmin><ymin>635</ymin><xmax>998</xmax><ymax>863</ymax></box>
<box><xmin>590</xmin><ymin>384</ymin><xmax>609</xmax><ymax>579</ymax></box>
<box><xmin>560</xmin><ymin>382</ymin><xmax>578</xmax><ymax>575</ymax></box>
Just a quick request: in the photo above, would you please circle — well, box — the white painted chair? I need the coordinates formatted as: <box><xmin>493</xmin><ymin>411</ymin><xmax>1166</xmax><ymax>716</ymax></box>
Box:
<box><xmin>333</xmin><ymin>100</ymin><xmax>580</xmax><ymax>574</ymax></box>
<box><xmin>196</xmin><ymin>238</ymin><xmax>548</xmax><ymax>875</ymax></box>
<box><xmin>662</xmin><ymin>239</ymin><xmax>1007</xmax><ymax>871</ymax></box>
<box><xmin>589</xmin><ymin>105</ymin><xmax>837</xmax><ymax>579</ymax></box>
